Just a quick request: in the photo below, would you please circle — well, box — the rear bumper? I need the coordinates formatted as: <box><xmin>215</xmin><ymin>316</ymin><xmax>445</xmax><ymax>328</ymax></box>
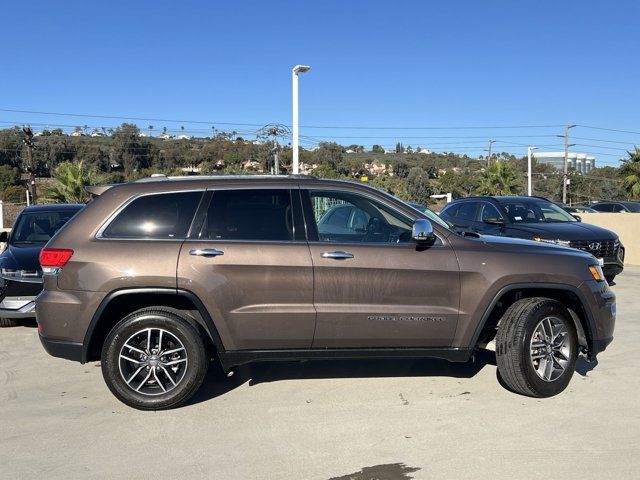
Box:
<box><xmin>39</xmin><ymin>333</ymin><xmax>83</xmax><ymax>362</ymax></box>
<box><xmin>0</xmin><ymin>296</ymin><xmax>36</xmax><ymax>318</ymax></box>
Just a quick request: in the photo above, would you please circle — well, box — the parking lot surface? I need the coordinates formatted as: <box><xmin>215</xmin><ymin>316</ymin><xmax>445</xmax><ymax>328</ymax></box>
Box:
<box><xmin>2</xmin><ymin>269</ymin><xmax>640</xmax><ymax>480</ymax></box>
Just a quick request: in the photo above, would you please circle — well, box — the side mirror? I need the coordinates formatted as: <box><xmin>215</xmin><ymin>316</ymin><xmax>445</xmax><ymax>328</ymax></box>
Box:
<box><xmin>483</xmin><ymin>217</ymin><xmax>504</xmax><ymax>225</ymax></box>
<box><xmin>412</xmin><ymin>219</ymin><xmax>435</xmax><ymax>244</ymax></box>
<box><xmin>0</xmin><ymin>231</ymin><xmax>8</xmax><ymax>243</ymax></box>
<box><xmin>572</xmin><ymin>214</ymin><xmax>582</xmax><ymax>222</ymax></box>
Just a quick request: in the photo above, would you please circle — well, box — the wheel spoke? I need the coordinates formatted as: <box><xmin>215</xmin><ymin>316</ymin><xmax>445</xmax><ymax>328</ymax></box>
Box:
<box><xmin>162</xmin><ymin>346</ymin><xmax>185</xmax><ymax>356</ymax></box>
<box><xmin>163</xmin><ymin>358</ymin><xmax>187</xmax><ymax>366</ymax></box>
<box><xmin>152</xmin><ymin>368</ymin><xmax>166</xmax><ymax>392</ymax></box>
<box><xmin>146</xmin><ymin>329</ymin><xmax>152</xmax><ymax>352</ymax></box>
<box><xmin>531</xmin><ymin>352</ymin><xmax>546</xmax><ymax>360</ymax></box>
<box><xmin>126</xmin><ymin>366</ymin><xmax>144</xmax><ymax>384</ymax></box>
<box><xmin>160</xmin><ymin>366</ymin><xmax>177</xmax><ymax>386</ymax></box>
<box><xmin>120</xmin><ymin>354</ymin><xmax>144</xmax><ymax>365</ymax></box>
<box><xmin>124</xmin><ymin>343</ymin><xmax>146</xmax><ymax>355</ymax></box>
<box><xmin>543</xmin><ymin>356</ymin><xmax>554</xmax><ymax>380</ymax></box>
<box><xmin>135</xmin><ymin>370</ymin><xmax>153</xmax><ymax>392</ymax></box>
<box><xmin>158</xmin><ymin>329</ymin><xmax>164</xmax><ymax>352</ymax></box>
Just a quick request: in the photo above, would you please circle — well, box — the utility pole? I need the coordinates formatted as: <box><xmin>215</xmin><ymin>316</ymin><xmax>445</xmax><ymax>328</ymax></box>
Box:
<box><xmin>22</xmin><ymin>126</ymin><xmax>37</xmax><ymax>205</ymax></box>
<box><xmin>559</xmin><ymin>125</ymin><xmax>576</xmax><ymax>204</ymax></box>
<box><xmin>256</xmin><ymin>124</ymin><xmax>290</xmax><ymax>175</ymax></box>
<box><xmin>527</xmin><ymin>146</ymin><xmax>539</xmax><ymax>196</ymax></box>
<box><xmin>486</xmin><ymin>139</ymin><xmax>495</xmax><ymax>166</ymax></box>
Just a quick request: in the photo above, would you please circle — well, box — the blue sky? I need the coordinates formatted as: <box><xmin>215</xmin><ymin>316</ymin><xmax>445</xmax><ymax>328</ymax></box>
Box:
<box><xmin>2</xmin><ymin>0</ymin><xmax>639</xmax><ymax>165</ymax></box>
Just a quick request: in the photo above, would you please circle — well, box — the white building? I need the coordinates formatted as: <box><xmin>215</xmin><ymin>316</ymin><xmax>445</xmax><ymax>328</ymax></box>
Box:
<box><xmin>533</xmin><ymin>151</ymin><xmax>596</xmax><ymax>174</ymax></box>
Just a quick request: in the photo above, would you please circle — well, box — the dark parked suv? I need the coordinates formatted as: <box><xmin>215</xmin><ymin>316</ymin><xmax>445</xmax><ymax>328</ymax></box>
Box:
<box><xmin>439</xmin><ymin>196</ymin><xmax>624</xmax><ymax>283</ymax></box>
<box><xmin>0</xmin><ymin>204</ymin><xmax>83</xmax><ymax>327</ymax></box>
<box><xmin>36</xmin><ymin>177</ymin><xmax>616</xmax><ymax>410</ymax></box>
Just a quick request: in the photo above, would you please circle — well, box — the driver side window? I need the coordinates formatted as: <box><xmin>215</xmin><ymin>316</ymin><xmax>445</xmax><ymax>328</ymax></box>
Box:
<box><xmin>309</xmin><ymin>190</ymin><xmax>413</xmax><ymax>244</ymax></box>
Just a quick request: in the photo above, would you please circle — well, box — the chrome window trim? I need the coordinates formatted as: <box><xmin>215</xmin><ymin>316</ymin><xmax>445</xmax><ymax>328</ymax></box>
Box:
<box><xmin>95</xmin><ymin>189</ymin><xmax>206</xmax><ymax>241</ymax></box>
<box><xmin>302</xmin><ymin>186</ymin><xmax>447</xmax><ymax>246</ymax></box>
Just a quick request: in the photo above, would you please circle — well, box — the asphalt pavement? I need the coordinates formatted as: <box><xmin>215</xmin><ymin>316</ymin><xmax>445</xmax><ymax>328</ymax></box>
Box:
<box><xmin>2</xmin><ymin>269</ymin><xmax>639</xmax><ymax>479</ymax></box>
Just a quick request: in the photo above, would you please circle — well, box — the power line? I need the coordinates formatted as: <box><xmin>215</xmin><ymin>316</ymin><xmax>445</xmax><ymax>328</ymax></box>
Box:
<box><xmin>578</xmin><ymin>125</ymin><xmax>640</xmax><ymax>136</ymax></box>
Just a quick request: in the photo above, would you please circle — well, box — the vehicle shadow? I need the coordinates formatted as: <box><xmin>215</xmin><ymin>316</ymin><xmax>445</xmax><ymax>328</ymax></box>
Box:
<box><xmin>186</xmin><ymin>349</ymin><xmax>497</xmax><ymax>406</ymax></box>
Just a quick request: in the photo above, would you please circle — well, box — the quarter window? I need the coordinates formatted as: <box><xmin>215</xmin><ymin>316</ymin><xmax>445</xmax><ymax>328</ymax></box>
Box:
<box><xmin>201</xmin><ymin>189</ymin><xmax>293</xmax><ymax>241</ymax></box>
<box><xmin>309</xmin><ymin>190</ymin><xmax>412</xmax><ymax>243</ymax></box>
<box><xmin>103</xmin><ymin>192</ymin><xmax>202</xmax><ymax>239</ymax></box>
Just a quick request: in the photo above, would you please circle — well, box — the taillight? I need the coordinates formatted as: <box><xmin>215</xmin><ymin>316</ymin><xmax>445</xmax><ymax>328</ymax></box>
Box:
<box><xmin>39</xmin><ymin>248</ymin><xmax>74</xmax><ymax>274</ymax></box>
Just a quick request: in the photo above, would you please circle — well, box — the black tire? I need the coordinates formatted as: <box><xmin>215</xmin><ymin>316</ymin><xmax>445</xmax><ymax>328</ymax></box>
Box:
<box><xmin>101</xmin><ymin>307</ymin><xmax>208</xmax><ymax>410</ymax></box>
<box><xmin>496</xmin><ymin>297</ymin><xmax>577</xmax><ymax>398</ymax></box>
<box><xmin>0</xmin><ymin>318</ymin><xmax>18</xmax><ymax>328</ymax></box>
<box><xmin>605</xmin><ymin>275</ymin><xmax>616</xmax><ymax>284</ymax></box>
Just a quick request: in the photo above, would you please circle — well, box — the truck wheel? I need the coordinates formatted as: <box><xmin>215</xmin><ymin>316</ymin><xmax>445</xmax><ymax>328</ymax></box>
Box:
<box><xmin>496</xmin><ymin>297</ymin><xmax>577</xmax><ymax>398</ymax></box>
<box><xmin>101</xmin><ymin>308</ymin><xmax>208</xmax><ymax>410</ymax></box>
<box><xmin>0</xmin><ymin>318</ymin><xmax>18</xmax><ymax>328</ymax></box>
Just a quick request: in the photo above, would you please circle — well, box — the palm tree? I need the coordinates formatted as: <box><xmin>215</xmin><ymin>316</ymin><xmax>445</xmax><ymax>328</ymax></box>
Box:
<box><xmin>148</xmin><ymin>125</ymin><xmax>154</xmax><ymax>137</ymax></box>
<box><xmin>619</xmin><ymin>146</ymin><xmax>640</xmax><ymax>198</ymax></box>
<box><xmin>43</xmin><ymin>161</ymin><xmax>100</xmax><ymax>203</ymax></box>
<box><xmin>477</xmin><ymin>161</ymin><xmax>522</xmax><ymax>196</ymax></box>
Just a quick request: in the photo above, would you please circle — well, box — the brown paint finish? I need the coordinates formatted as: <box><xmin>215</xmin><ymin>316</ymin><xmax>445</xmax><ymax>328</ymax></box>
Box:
<box><xmin>177</xmin><ymin>240</ymin><xmax>315</xmax><ymax>350</ymax></box>
<box><xmin>309</xmin><ymin>241</ymin><xmax>460</xmax><ymax>347</ymax></box>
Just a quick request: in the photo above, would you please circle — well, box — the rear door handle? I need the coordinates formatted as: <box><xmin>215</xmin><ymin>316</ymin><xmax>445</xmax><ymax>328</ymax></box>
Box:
<box><xmin>189</xmin><ymin>249</ymin><xmax>224</xmax><ymax>257</ymax></box>
<box><xmin>321</xmin><ymin>251</ymin><xmax>354</xmax><ymax>259</ymax></box>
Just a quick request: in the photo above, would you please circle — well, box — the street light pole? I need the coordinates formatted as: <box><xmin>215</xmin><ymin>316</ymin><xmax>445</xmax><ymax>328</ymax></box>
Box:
<box><xmin>292</xmin><ymin>64</ymin><xmax>310</xmax><ymax>175</ymax></box>
<box><xmin>560</xmin><ymin>124</ymin><xmax>576</xmax><ymax>204</ymax></box>
<box><xmin>527</xmin><ymin>146</ymin><xmax>539</xmax><ymax>196</ymax></box>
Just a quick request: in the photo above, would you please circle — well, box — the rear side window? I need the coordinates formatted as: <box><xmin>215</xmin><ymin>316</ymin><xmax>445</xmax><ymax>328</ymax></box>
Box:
<box><xmin>202</xmin><ymin>189</ymin><xmax>293</xmax><ymax>241</ymax></box>
<box><xmin>451</xmin><ymin>202</ymin><xmax>478</xmax><ymax>221</ymax></box>
<box><xmin>103</xmin><ymin>192</ymin><xmax>202</xmax><ymax>239</ymax></box>
<box><xmin>592</xmin><ymin>203</ymin><xmax>613</xmax><ymax>212</ymax></box>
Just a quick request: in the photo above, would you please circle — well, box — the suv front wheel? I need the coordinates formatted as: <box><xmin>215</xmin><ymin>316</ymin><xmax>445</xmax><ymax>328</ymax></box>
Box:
<box><xmin>101</xmin><ymin>308</ymin><xmax>209</xmax><ymax>410</ymax></box>
<box><xmin>496</xmin><ymin>297</ymin><xmax>578</xmax><ymax>398</ymax></box>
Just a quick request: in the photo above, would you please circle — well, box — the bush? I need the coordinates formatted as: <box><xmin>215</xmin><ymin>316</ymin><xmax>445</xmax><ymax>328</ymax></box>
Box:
<box><xmin>2</xmin><ymin>184</ymin><xmax>26</xmax><ymax>203</ymax></box>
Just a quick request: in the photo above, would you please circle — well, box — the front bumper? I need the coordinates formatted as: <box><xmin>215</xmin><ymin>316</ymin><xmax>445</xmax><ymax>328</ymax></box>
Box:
<box><xmin>580</xmin><ymin>280</ymin><xmax>616</xmax><ymax>359</ymax></box>
<box><xmin>0</xmin><ymin>296</ymin><xmax>36</xmax><ymax>318</ymax></box>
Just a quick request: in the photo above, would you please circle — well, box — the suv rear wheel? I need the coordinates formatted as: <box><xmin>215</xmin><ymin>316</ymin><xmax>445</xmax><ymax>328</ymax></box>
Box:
<box><xmin>496</xmin><ymin>297</ymin><xmax>577</xmax><ymax>397</ymax></box>
<box><xmin>101</xmin><ymin>308</ymin><xmax>208</xmax><ymax>410</ymax></box>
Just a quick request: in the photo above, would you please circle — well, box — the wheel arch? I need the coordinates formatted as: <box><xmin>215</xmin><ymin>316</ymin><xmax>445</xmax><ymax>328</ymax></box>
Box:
<box><xmin>472</xmin><ymin>283</ymin><xmax>595</xmax><ymax>354</ymax></box>
<box><xmin>82</xmin><ymin>288</ymin><xmax>225</xmax><ymax>363</ymax></box>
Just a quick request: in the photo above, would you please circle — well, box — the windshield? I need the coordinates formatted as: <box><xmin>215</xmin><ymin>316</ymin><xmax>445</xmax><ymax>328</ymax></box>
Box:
<box><xmin>404</xmin><ymin>201</ymin><xmax>454</xmax><ymax>230</ymax></box>
<box><xmin>10</xmin><ymin>210</ymin><xmax>79</xmax><ymax>245</ymax></box>
<box><xmin>499</xmin><ymin>199</ymin><xmax>576</xmax><ymax>223</ymax></box>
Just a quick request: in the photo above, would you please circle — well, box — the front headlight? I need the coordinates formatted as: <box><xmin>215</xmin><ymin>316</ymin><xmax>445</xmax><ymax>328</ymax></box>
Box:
<box><xmin>533</xmin><ymin>237</ymin><xmax>571</xmax><ymax>246</ymax></box>
<box><xmin>588</xmin><ymin>264</ymin><xmax>605</xmax><ymax>282</ymax></box>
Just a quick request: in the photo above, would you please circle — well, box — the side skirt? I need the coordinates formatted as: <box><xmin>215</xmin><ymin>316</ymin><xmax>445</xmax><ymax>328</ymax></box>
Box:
<box><xmin>217</xmin><ymin>347</ymin><xmax>473</xmax><ymax>372</ymax></box>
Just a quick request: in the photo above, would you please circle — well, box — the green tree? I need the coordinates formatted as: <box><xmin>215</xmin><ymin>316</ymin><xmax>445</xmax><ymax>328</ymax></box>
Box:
<box><xmin>404</xmin><ymin>167</ymin><xmax>433</xmax><ymax>204</ymax></box>
<box><xmin>372</xmin><ymin>144</ymin><xmax>384</xmax><ymax>154</ymax></box>
<box><xmin>43</xmin><ymin>161</ymin><xmax>100</xmax><ymax>203</ymax></box>
<box><xmin>0</xmin><ymin>165</ymin><xmax>20</xmax><ymax>191</ymax></box>
<box><xmin>478</xmin><ymin>161</ymin><xmax>522</xmax><ymax>196</ymax></box>
<box><xmin>619</xmin><ymin>146</ymin><xmax>640</xmax><ymax>198</ymax></box>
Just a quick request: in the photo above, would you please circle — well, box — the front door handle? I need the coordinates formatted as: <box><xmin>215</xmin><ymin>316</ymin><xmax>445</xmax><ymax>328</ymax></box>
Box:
<box><xmin>321</xmin><ymin>251</ymin><xmax>354</xmax><ymax>260</ymax></box>
<box><xmin>189</xmin><ymin>249</ymin><xmax>224</xmax><ymax>257</ymax></box>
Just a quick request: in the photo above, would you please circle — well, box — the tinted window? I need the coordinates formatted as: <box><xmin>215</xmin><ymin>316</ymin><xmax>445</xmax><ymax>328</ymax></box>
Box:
<box><xmin>310</xmin><ymin>190</ymin><xmax>412</xmax><ymax>243</ymax></box>
<box><xmin>479</xmin><ymin>203</ymin><xmax>503</xmax><ymax>222</ymax></box>
<box><xmin>103</xmin><ymin>192</ymin><xmax>202</xmax><ymax>239</ymax></box>
<box><xmin>592</xmin><ymin>203</ymin><xmax>613</xmax><ymax>212</ymax></box>
<box><xmin>202</xmin><ymin>189</ymin><xmax>293</xmax><ymax>241</ymax></box>
<box><xmin>455</xmin><ymin>202</ymin><xmax>478</xmax><ymax>222</ymax></box>
<box><xmin>622</xmin><ymin>202</ymin><xmax>640</xmax><ymax>212</ymax></box>
<box><xmin>11</xmin><ymin>209</ymin><xmax>81</xmax><ymax>244</ymax></box>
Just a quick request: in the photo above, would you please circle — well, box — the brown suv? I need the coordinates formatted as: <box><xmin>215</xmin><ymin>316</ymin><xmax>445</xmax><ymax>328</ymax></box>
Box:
<box><xmin>36</xmin><ymin>176</ymin><xmax>616</xmax><ymax>410</ymax></box>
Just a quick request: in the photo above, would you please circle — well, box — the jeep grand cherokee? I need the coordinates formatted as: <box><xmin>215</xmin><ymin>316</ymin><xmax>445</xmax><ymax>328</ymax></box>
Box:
<box><xmin>35</xmin><ymin>176</ymin><xmax>616</xmax><ymax>410</ymax></box>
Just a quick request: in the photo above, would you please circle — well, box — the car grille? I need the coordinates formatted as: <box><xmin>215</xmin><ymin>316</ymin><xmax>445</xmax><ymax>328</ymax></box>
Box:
<box><xmin>570</xmin><ymin>239</ymin><xmax>618</xmax><ymax>258</ymax></box>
